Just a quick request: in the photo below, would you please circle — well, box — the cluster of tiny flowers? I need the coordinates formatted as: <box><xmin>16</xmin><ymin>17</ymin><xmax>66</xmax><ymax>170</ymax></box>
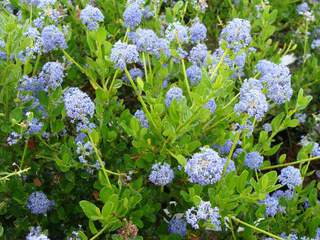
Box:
<box><xmin>185</xmin><ymin>201</ymin><xmax>221</xmax><ymax>230</ymax></box>
<box><xmin>279</xmin><ymin>166</ymin><xmax>302</xmax><ymax>189</ymax></box>
<box><xmin>27</xmin><ymin>117</ymin><xmax>44</xmax><ymax>134</ymax></box>
<box><xmin>165</xmin><ymin>22</ymin><xmax>189</xmax><ymax>43</ymax></box>
<box><xmin>260</xmin><ymin>194</ymin><xmax>285</xmax><ymax>217</ymax></box>
<box><xmin>295</xmin><ymin>113</ymin><xmax>307</xmax><ymax>124</ymax></box>
<box><xmin>110</xmin><ymin>41</ymin><xmax>139</xmax><ymax>70</ymax></box>
<box><xmin>188</xmin><ymin>43</ymin><xmax>208</xmax><ymax>66</ymax></box>
<box><xmin>63</xmin><ymin>87</ymin><xmax>95</xmax><ymax>122</ymax></box>
<box><xmin>311</xmin><ymin>142</ymin><xmax>320</xmax><ymax>157</ymax></box>
<box><xmin>0</xmin><ymin>39</ymin><xmax>6</xmax><ymax>60</ymax></box>
<box><xmin>129</xmin><ymin>28</ymin><xmax>170</xmax><ymax>58</ymax></box>
<box><xmin>263</xmin><ymin>123</ymin><xmax>272</xmax><ymax>132</ymax></box>
<box><xmin>168</xmin><ymin>216</ymin><xmax>187</xmax><ymax>237</ymax></box>
<box><xmin>20</xmin><ymin>0</ymin><xmax>56</xmax><ymax>9</ymax></box>
<box><xmin>7</xmin><ymin>131</ymin><xmax>22</xmax><ymax>145</ymax></box>
<box><xmin>76</xmin><ymin>141</ymin><xmax>94</xmax><ymax>164</ymax></box>
<box><xmin>123</xmin><ymin>68</ymin><xmax>144</xmax><ymax>82</ymax></box>
<box><xmin>219</xmin><ymin>18</ymin><xmax>252</xmax><ymax>53</ymax></box>
<box><xmin>234</xmin><ymin>78</ymin><xmax>269</xmax><ymax>121</ymax></box>
<box><xmin>41</xmin><ymin>25</ymin><xmax>67</xmax><ymax>53</ymax></box>
<box><xmin>296</xmin><ymin>2</ymin><xmax>310</xmax><ymax>15</ymax></box>
<box><xmin>26</xmin><ymin>226</ymin><xmax>50</xmax><ymax>240</ymax></box>
<box><xmin>186</xmin><ymin>65</ymin><xmax>202</xmax><ymax>85</ymax></box>
<box><xmin>218</xmin><ymin>139</ymin><xmax>233</xmax><ymax>156</ymax></box>
<box><xmin>148</xmin><ymin>163</ymin><xmax>174</xmax><ymax>186</ymax></box>
<box><xmin>244</xmin><ymin>151</ymin><xmax>263</xmax><ymax>170</ymax></box>
<box><xmin>134</xmin><ymin>109</ymin><xmax>149</xmax><ymax>128</ymax></box>
<box><xmin>189</xmin><ymin>20</ymin><xmax>207</xmax><ymax>43</ymax></box>
<box><xmin>205</xmin><ymin>98</ymin><xmax>216</xmax><ymax>114</ymax></box>
<box><xmin>165</xmin><ymin>87</ymin><xmax>185</xmax><ymax>108</ymax></box>
<box><xmin>256</xmin><ymin>60</ymin><xmax>292</xmax><ymax>104</ymax></box>
<box><xmin>123</xmin><ymin>3</ymin><xmax>143</xmax><ymax>29</ymax></box>
<box><xmin>80</xmin><ymin>5</ymin><xmax>104</xmax><ymax>31</ymax></box>
<box><xmin>38</xmin><ymin>62</ymin><xmax>64</xmax><ymax>90</ymax></box>
<box><xmin>27</xmin><ymin>191</ymin><xmax>54</xmax><ymax>215</ymax></box>
<box><xmin>185</xmin><ymin>147</ymin><xmax>226</xmax><ymax>185</ymax></box>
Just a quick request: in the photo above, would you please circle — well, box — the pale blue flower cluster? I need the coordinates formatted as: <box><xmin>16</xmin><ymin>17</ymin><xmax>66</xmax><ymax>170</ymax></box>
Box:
<box><xmin>165</xmin><ymin>22</ymin><xmax>189</xmax><ymax>43</ymax></box>
<box><xmin>41</xmin><ymin>25</ymin><xmax>67</xmax><ymax>53</ymax></box>
<box><xmin>185</xmin><ymin>147</ymin><xmax>225</xmax><ymax>185</ymax></box>
<box><xmin>263</xmin><ymin>123</ymin><xmax>272</xmax><ymax>132</ymax></box>
<box><xmin>189</xmin><ymin>20</ymin><xmax>207</xmax><ymax>43</ymax></box>
<box><xmin>244</xmin><ymin>151</ymin><xmax>263</xmax><ymax>170</ymax></box>
<box><xmin>186</xmin><ymin>64</ymin><xmax>202</xmax><ymax>85</ymax></box>
<box><xmin>219</xmin><ymin>139</ymin><xmax>233</xmax><ymax>155</ymax></box>
<box><xmin>7</xmin><ymin>131</ymin><xmax>22</xmax><ymax>145</ymax></box>
<box><xmin>168</xmin><ymin>216</ymin><xmax>187</xmax><ymax>237</ymax></box>
<box><xmin>234</xmin><ymin>78</ymin><xmax>269</xmax><ymax>121</ymax></box>
<box><xmin>296</xmin><ymin>2</ymin><xmax>310</xmax><ymax>15</ymax></box>
<box><xmin>123</xmin><ymin>3</ymin><xmax>142</xmax><ymax>29</ymax></box>
<box><xmin>123</xmin><ymin>68</ymin><xmax>144</xmax><ymax>83</ymax></box>
<box><xmin>27</xmin><ymin>117</ymin><xmax>44</xmax><ymax>134</ymax></box>
<box><xmin>76</xmin><ymin>141</ymin><xmax>93</xmax><ymax>164</ymax></box>
<box><xmin>20</xmin><ymin>0</ymin><xmax>56</xmax><ymax>9</ymax></box>
<box><xmin>27</xmin><ymin>191</ymin><xmax>54</xmax><ymax>215</ymax></box>
<box><xmin>205</xmin><ymin>98</ymin><xmax>216</xmax><ymax>114</ymax></box>
<box><xmin>311</xmin><ymin>142</ymin><xmax>320</xmax><ymax>157</ymax></box>
<box><xmin>110</xmin><ymin>41</ymin><xmax>140</xmax><ymax>70</ymax></box>
<box><xmin>260</xmin><ymin>194</ymin><xmax>285</xmax><ymax>217</ymax></box>
<box><xmin>134</xmin><ymin>109</ymin><xmax>149</xmax><ymax>128</ymax></box>
<box><xmin>80</xmin><ymin>5</ymin><xmax>105</xmax><ymax>31</ymax></box>
<box><xmin>279</xmin><ymin>166</ymin><xmax>302</xmax><ymax>189</ymax></box>
<box><xmin>165</xmin><ymin>87</ymin><xmax>185</xmax><ymax>108</ymax></box>
<box><xmin>148</xmin><ymin>163</ymin><xmax>174</xmax><ymax>186</ymax></box>
<box><xmin>38</xmin><ymin>62</ymin><xmax>64</xmax><ymax>90</ymax></box>
<box><xmin>188</xmin><ymin>43</ymin><xmax>208</xmax><ymax>66</ymax></box>
<box><xmin>0</xmin><ymin>39</ymin><xmax>6</xmax><ymax>60</ymax></box>
<box><xmin>26</xmin><ymin>226</ymin><xmax>50</xmax><ymax>240</ymax></box>
<box><xmin>311</xmin><ymin>39</ymin><xmax>320</xmax><ymax>50</ymax></box>
<box><xmin>186</xmin><ymin>201</ymin><xmax>221</xmax><ymax>230</ymax></box>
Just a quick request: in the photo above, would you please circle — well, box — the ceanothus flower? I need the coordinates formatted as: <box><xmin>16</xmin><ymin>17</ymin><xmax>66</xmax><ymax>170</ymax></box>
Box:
<box><xmin>165</xmin><ymin>22</ymin><xmax>189</xmax><ymax>43</ymax></box>
<box><xmin>244</xmin><ymin>151</ymin><xmax>263</xmax><ymax>170</ymax></box>
<box><xmin>311</xmin><ymin>39</ymin><xmax>320</xmax><ymax>50</ymax></box>
<box><xmin>165</xmin><ymin>87</ymin><xmax>185</xmax><ymax>108</ymax></box>
<box><xmin>205</xmin><ymin>98</ymin><xmax>216</xmax><ymax>114</ymax></box>
<box><xmin>38</xmin><ymin>62</ymin><xmax>64</xmax><ymax>90</ymax></box>
<box><xmin>168</xmin><ymin>216</ymin><xmax>187</xmax><ymax>237</ymax></box>
<box><xmin>260</xmin><ymin>194</ymin><xmax>284</xmax><ymax>217</ymax></box>
<box><xmin>219</xmin><ymin>18</ymin><xmax>252</xmax><ymax>53</ymax></box>
<box><xmin>234</xmin><ymin>78</ymin><xmax>268</xmax><ymax>121</ymax></box>
<box><xmin>122</xmin><ymin>68</ymin><xmax>144</xmax><ymax>82</ymax></box>
<box><xmin>110</xmin><ymin>41</ymin><xmax>139</xmax><ymax>70</ymax></box>
<box><xmin>279</xmin><ymin>166</ymin><xmax>302</xmax><ymax>189</ymax></box>
<box><xmin>148</xmin><ymin>163</ymin><xmax>174</xmax><ymax>186</ymax></box>
<box><xmin>76</xmin><ymin>141</ymin><xmax>93</xmax><ymax>164</ymax></box>
<box><xmin>186</xmin><ymin>64</ymin><xmax>202</xmax><ymax>85</ymax></box>
<box><xmin>41</xmin><ymin>25</ymin><xmax>67</xmax><ymax>53</ymax></box>
<box><xmin>311</xmin><ymin>142</ymin><xmax>320</xmax><ymax>157</ymax></box>
<box><xmin>219</xmin><ymin>140</ymin><xmax>233</xmax><ymax>155</ymax></box>
<box><xmin>134</xmin><ymin>109</ymin><xmax>149</xmax><ymax>128</ymax></box>
<box><xmin>123</xmin><ymin>3</ymin><xmax>142</xmax><ymax>29</ymax></box>
<box><xmin>27</xmin><ymin>118</ymin><xmax>44</xmax><ymax>134</ymax></box>
<box><xmin>18</xmin><ymin>75</ymin><xmax>45</xmax><ymax>93</ymax></box>
<box><xmin>7</xmin><ymin>132</ymin><xmax>22</xmax><ymax>145</ymax></box>
<box><xmin>189</xmin><ymin>20</ymin><xmax>207</xmax><ymax>43</ymax></box>
<box><xmin>80</xmin><ymin>5</ymin><xmax>104</xmax><ymax>31</ymax></box>
<box><xmin>142</xmin><ymin>5</ymin><xmax>154</xmax><ymax>19</ymax></box>
<box><xmin>63</xmin><ymin>87</ymin><xmax>95</xmax><ymax>122</ymax></box>
<box><xmin>296</xmin><ymin>2</ymin><xmax>310</xmax><ymax>15</ymax></box>
<box><xmin>26</xmin><ymin>226</ymin><xmax>50</xmax><ymax>240</ymax></box>
<box><xmin>27</xmin><ymin>191</ymin><xmax>54</xmax><ymax>215</ymax></box>
<box><xmin>188</xmin><ymin>43</ymin><xmax>208</xmax><ymax>66</ymax></box>
<box><xmin>185</xmin><ymin>147</ymin><xmax>225</xmax><ymax>185</ymax></box>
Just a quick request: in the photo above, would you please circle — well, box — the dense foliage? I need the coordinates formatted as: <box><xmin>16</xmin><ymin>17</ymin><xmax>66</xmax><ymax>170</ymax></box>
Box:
<box><xmin>1</xmin><ymin>0</ymin><xmax>320</xmax><ymax>239</ymax></box>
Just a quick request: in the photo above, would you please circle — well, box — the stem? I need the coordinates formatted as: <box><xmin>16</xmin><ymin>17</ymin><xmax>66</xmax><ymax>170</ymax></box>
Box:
<box><xmin>20</xmin><ymin>138</ymin><xmax>29</xmax><ymax>168</ymax></box>
<box><xmin>32</xmin><ymin>55</ymin><xmax>41</xmax><ymax>75</ymax></box>
<box><xmin>108</xmin><ymin>69</ymin><xmax>119</xmax><ymax>93</ymax></box>
<box><xmin>210</xmin><ymin>49</ymin><xmax>228</xmax><ymax>81</ymax></box>
<box><xmin>181</xmin><ymin>59</ymin><xmax>192</xmax><ymax>102</ymax></box>
<box><xmin>223</xmin><ymin>131</ymin><xmax>240</xmax><ymax>175</ymax></box>
<box><xmin>261</xmin><ymin>156</ymin><xmax>320</xmax><ymax>171</ymax></box>
<box><xmin>0</xmin><ymin>167</ymin><xmax>30</xmax><ymax>182</ymax></box>
<box><xmin>228</xmin><ymin>217</ymin><xmax>237</xmax><ymax>240</ymax></box>
<box><xmin>90</xmin><ymin>225</ymin><xmax>108</xmax><ymax>240</ymax></box>
<box><xmin>231</xmin><ymin>216</ymin><xmax>284</xmax><ymax>240</ymax></box>
<box><xmin>222</xmin><ymin>93</ymin><xmax>240</xmax><ymax>110</ymax></box>
<box><xmin>303</xmin><ymin>19</ymin><xmax>309</xmax><ymax>64</ymax></box>
<box><xmin>142</xmin><ymin>53</ymin><xmax>148</xmax><ymax>83</ymax></box>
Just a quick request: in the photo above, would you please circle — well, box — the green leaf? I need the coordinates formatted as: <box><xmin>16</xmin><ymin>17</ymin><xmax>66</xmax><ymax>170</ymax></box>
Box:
<box><xmin>79</xmin><ymin>200</ymin><xmax>102</xmax><ymax>221</ymax></box>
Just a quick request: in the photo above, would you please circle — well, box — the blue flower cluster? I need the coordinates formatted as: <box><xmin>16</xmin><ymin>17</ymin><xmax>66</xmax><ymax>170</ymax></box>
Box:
<box><xmin>110</xmin><ymin>41</ymin><xmax>140</xmax><ymax>70</ymax></box>
<box><xmin>165</xmin><ymin>87</ymin><xmax>185</xmax><ymax>108</ymax></box>
<box><xmin>186</xmin><ymin>65</ymin><xmax>202</xmax><ymax>85</ymax></box>
<box><xmin>38</xmin><ymin>62</ymin><xmax>64</xmax><ymax>90</ymax></box>
<box><xmin>134</xmin><ymin>109</ymin><xmax>149</xmax><ymax>128</ymax></box>
<box><xmin>26</xmin><ymin>226</ymin><xmax>50</xmax><ymax>240</ymax></box>
<box><xmin>27</xmin><ymin>191</ymin><xmax>54</xmax><ymax>215</ymax></box>
<box><xmin>188</xmin><ymin>43</ymin><xmax>208</xmax><ymax>66</ymax></box>
<box><xmin>260</xmin><ymin>194</ymin><xmax>285</xmax><ymax>217</ymax></box>
<box><xmin>123</xmin><ymin>3</ymin><xmax>143</xmax><ymax>29</ymax></box>
<box><xmin>186</xmin><ymin>201</ymin><xmax>221</xmax><ymax>230</ymax></box>
<box><xmin>189</xmin><ymin>20</ymin><xmax>207</xmax><ymax>43</ymax></box>
<box><xmin>165</xmin><ymin>22</ymin><xmax>189</xmax><ymax>43</ymax></box>
<box><xmin>279</xmin><ymin>166</ymin><xmax>302</xmax><ymax>189</ymax></box>
<box><xmin>80</xmin><ymin>5</ymin><xmax>104</xmax><ymax>31</ymax></box>
<box><xmin>27</xmin><ymin>117</ymin><xmax>44</xmax><ymax>134</ymax></box>
<box><xmin>311</xmin><ymin>142</ymin><xmax>320</xmax><ymax>157</ymax></box>
<box><xmin>41</xmin><ymin>25</ymin><xmax>67</xmax><ymax>53</ymax></box>
<box><xmin>123</xmin><ymin>68</ymin><xmax>144</xmax><ymax>83</ymax></box>
<box><xmin>185</xmin><ymin>147</ymin><xmax>225</xmax><ymax>185</ymax></box>
<box><xmin>244</xmin><ymin>151</ymin><xmax>264</xmax><ymax>170</ymax></box>
<box><xmin>168</xmin><ymin>216</ymin><xmax>187</xmax><ymax>237</ymax></box>
<box><xmin>148</xmin><ymin>163</ymin><xmax>174</xmax><ymax>186</ymax></box>
<box><xmin>7</xmin><ymin>131</ymin><xmax>22</xmax><ymax>145</ymax></box>
<box><xmin>76</xmin><ymin>141</ymin><xmax>94</xmax><ymax>164</ymax></box>
<box><xmin>205</xmin><ymin>98</ymin><xmax>216</xmax><ymax>114</ymax></box>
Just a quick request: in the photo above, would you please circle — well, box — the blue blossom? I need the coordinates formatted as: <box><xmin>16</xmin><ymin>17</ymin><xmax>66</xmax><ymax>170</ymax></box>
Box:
<box><xmin>76</xmin><ymin>141</ymin><xmax>93</xmax><ymax>164</ymax></box>
<box><xmin>189</xmin><ymin>20</ymin><xmax>207</xmax><ymax>43</ymax></box>
<box><xmin>123</xmin><ymin>68</ymin><xmax>144</xmax><ymax>82</ymax></box>
<box><xmin>279</xmin><ymin>166</ymin><xmax>302</xmax><ymax>189</ymax></box>
<box><xmin>222</xmin><ymin>158</ymin><xmax>236</xmax><ymax>173</ymax></box>
<box><xmin>244</xmin><ymin>151</ymin><xmax>263</xmax><ymax>170</ymax></box>
<box><xmin>110</xmin><ymin>41</ymin><xmax>139</xmax><ymax>70</ymax></box>
<box><xmin>165</xmin><ymin>87</ymin><xmax>185</xmax><ymax>108</ymax></box>
<box><xmin>296</xmin><ymin>2</ymin><xmax>310</xmax><ymax>15</ymax></box>
<box><xmin>186</xmin><ymin>64</ymin><xmax>202</xmax><ymax>85</ymax></box>
<box><xmin>63</xmin><ymin>87</ymin><xmax>95</xmax><ymax>122</ymax></box>
<box><xmin>0</xmin><ymin>39</ymin><xmax>6</xmax><ymax>60</ymax></box>
<box><xmin>311</xmin><ymin>39</ymin><xmax>320</xmax><ymax>50</ymax></box>
<box><xmin>27</xmin><ymin>117</ymin><xmax>44</xmax><ymax>134</ymax></box>
<box><xmin>26</xmin><ymin>226</ymin><xmax>50</xmax><ymax>240</ymax></box>
<box><xmin>134</xmin><ymin>109</ymin><xmax>149</xmax><ymax>128</ymax></box>
<box><xmin>260</xmin><ymin>194</ymin><xmax>284</xmax><ymax>217</ymax></box>
<box><xmin>263</xmin><ymin>123</ymin><xmax>272</xmax><ymax>133</ymax></box>
<box><xmin>7</xmin><ymin>132</ymin><xmax>22</xmax><ymax>145</ymax></box>
<box><xmin>168</xmin><ymin>216</ymin><xmax>187</xmax><ymax>237</ymax></box>
<box><xmin>311</xmin><ymin>142</ymin><xmax>320</xmax><ymax>157</ymax></box>
<box><xmin>149</xmin><ymin>163</ymin><xmax>174</xmax><ymax>186</ymax></box>
<box><xmin>123</xmin><ymin>3</ymin><xmax>142</xmax><ymax>29</ymax></box>
<box><xmin>205</xmin><ymin>98</ymin><xmax>216</xmax><ymax>114</ymax></box>
<box><xmin>80</xmin><ymin>5</ymin><xmax>104</xmax><ymax>31</ymax></box>
<box><xmin>41</xmin><ymin>25</ymin><xmax>67</xmax><ymax>53</ymax></box>
<box><xmin>295</xmin><ymin>113</ymin><xmax>307</xmax><ymax>124</ymax></box>
<box><xmin>185</xmin><ymin>207</ymin><xmax>199</xmax><ymax>229</ymax></box>
<box><xmin>272</xmin><ymin>189</ymin><xmax>294</xmax><ymax>200</ymax></box>
<box><xmin>233</xmin><ymin>147</ymin><xmax>243</xmax><ymax>159</ymax></box>
<box><xmin>165</xmin><ymin>22</ymin><xmax>189</xmax><ymax>43</ymax></box>
<box><xmin>75</xmin><ymin>120</ymin><xmax>96</xmax><ymax>143</ymax></box>
<box><xmin>185</xmin><ymin>147</ymin><xmax>225</xmax><ymax>185</ymax></box>
<box><xmin>142</xmin><ymin>5</ymin><xmax>154</xmax><ymax>19</ymax></box>
<box><xmin>38</xmin><ymin>62</ymin><xmax>64</xmax><ymax>90</ymax></box>
<box><xmin>219</xmin><ymin>18</ymin><xmax>252</xmax><ymax>53</ymax></box>
<box><xmin>33</xmin><ymin>17</ymin><xmax>44</xmax><ymax>28</ymax></box>
<box><xmin>18</xmin><ymin>75</ymin><xmax>45</xmax><ymax>93</ymax></box>
<box><xmin>219</xmin><ymin>140</ymin><xmax>233</xmax><ymax>155</ymax></box>
<box><xmin>188</xmin><ymin>43</ymin><xmax>208</xmax><ymax>66</ymax></box>
<box><xmin>27</xmin><ymin>191</ymin><xmax>54</xmax><ymax>215</ymax></box>
<box><xmin>234</xmin><ymin>78</ymin><xmax>269</xmax><ymax>121</ymax></box>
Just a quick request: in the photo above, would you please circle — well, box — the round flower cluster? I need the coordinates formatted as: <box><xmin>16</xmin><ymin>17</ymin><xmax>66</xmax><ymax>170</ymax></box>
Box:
<box><xmin>311</xmin><ymin>142</ymin><xmax>320</xmax><ymax>157</ymax></box>
<box><xmin>205</xmin><ymin>98</ymin><xmax>216</xmax><ymax>114</ymax></box>
<box><xmin>41</xmin><ymin>25</ymin><xmax>67</xmax><ymax>53</ymax></box>
<box><xmin>26</xmin><ymin>226</ymin><xmax>50</xmax><ymax>240</ymax></box>
<box><xmin>188</xmin><ymin>43</ymin><xmax>208</xmax><ymax>66</ymax></box>
<box><xmin>110</xmin><ymin>41</ymin><xmax>140</xmax><ymax>70</ymax></box>
<box><xmin>186</xmin><ymin>64</ymin><xmax>202</xmax><ymax>85</ymax></box>
<box><xmin>76</xmin><ymin>141</ymin><xmax>94</xmax><ymax>164</ymax></box>
<box><xmin>185</xmin><ymin>201</ymin><xmax>221</xmax><ymax>230</ymax></box>
<box><xmin>38</xmin><ymin>62</ymin><xmax>64</xmax><ymax>90</ymax></box>
<box><xmin>123</xmin><ymin>68</ymin><xmax>144</xmax><ymax>83</ymax></box>
<box><xmin>244</xmin><ymin>151</ymin><xmax>263</xmax><ymax>170</ymax></box>
<box><xmin>189</xmin><ymin>20</ymin><xmax>207</xmax><ymax>43</ymax></box>
<box><xmin>27</xmin><ymin>191</ymin><xmax>55</xmax><ymax>215</ymax></box>
<box><xmin>168</xmin><ymin>216</ymin><xmax>187</xmax><ymax>237</ymax></box>
<box><xmin>279</xmin><ymin>166</ymin><xmax>302</xmax><ymax>189</ymax></box>
<box><xmin>134</xmin><ymin>109</ymin><xmax>149</xmax><ymax>128</ymax></box>
<box><xmin>260</xmin><ymin>194</ymin><xmax>285</xmax><ymax>217</ymax></box>
<box><xmin>80</xmin><ymin>5</ymin><xmax>105</xmax><ymax>31</ymax></box>
<box><xmin>165</xmin><ymin>22</ymin><xmax>189</xmax><ymax>43</ymax></box>
<box><xmin>123</xmin><ymin>3</ymin><xmax>143</xmax><ymax>29</ymax></box>
<box><xmin>148</xmin><ymin>163</ymin><xmax>174</xmax><ymax>186</ymax></box>
<box><xmin>185</xmin><ymin>147</ymin><xmax>225</xmax><ymax>185</ymax></box>
<box><xmin>27</xmin><ymin>117</ymin><xmax>44</xmax><ymax>134</ymax></box>
<box><xmin>165</xmin><ymin>87</ymin><xmax>185</xmax><ymax>108</ymax></box>
<box><xmin>7</xmin><ymin>131</ymin><xmax>22</xmax><ymax>145</ymax></box>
